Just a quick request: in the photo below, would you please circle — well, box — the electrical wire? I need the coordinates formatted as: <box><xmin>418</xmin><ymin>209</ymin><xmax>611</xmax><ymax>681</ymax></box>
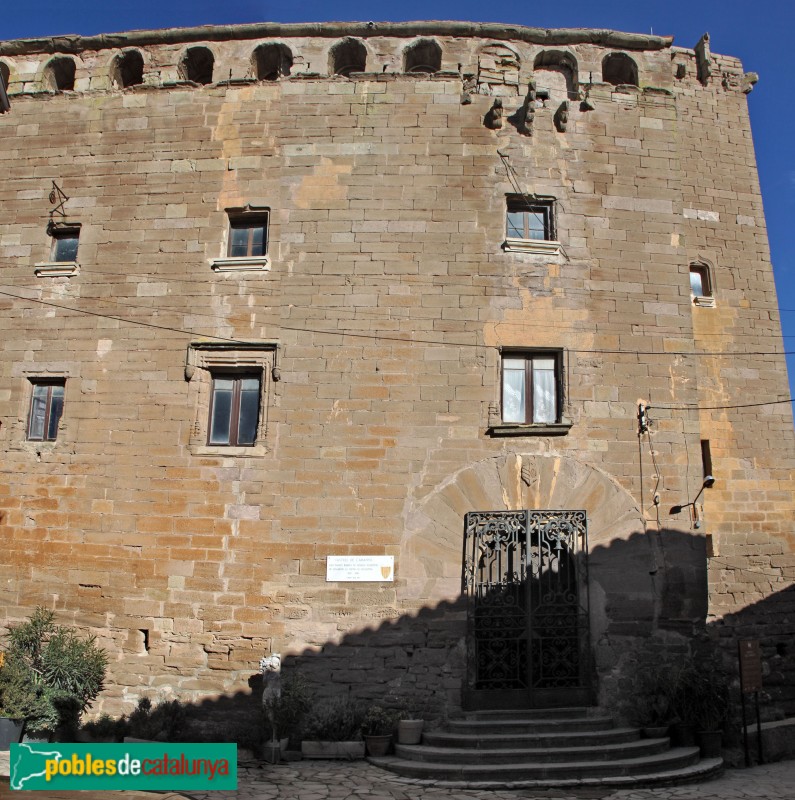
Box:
<box><xmin>650</xmin><ymin>398</ymin><xmax>793</xmax><ymax>411</ymax></box>
<box><xmin>2</xmin><ymin>286</ymin><xmax>795</xmax><ymax>361</ymax></box>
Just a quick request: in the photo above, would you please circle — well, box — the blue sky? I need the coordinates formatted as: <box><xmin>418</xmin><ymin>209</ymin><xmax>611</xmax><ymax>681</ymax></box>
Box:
<box><xmin>5</xmin><ymin>0</ymin><xmax>795</xmax><ymax>399</ymax></box>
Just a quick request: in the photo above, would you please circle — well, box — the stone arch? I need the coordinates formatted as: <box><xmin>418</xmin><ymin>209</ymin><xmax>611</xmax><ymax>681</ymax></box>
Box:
<box><xmin>110</xmin><ymin>50</ymin><xmax>144</xmax><ymax>89</ymax></box>
<box><xmin>43</xmin><ymin>56</ymin><xmax>76</xmax><ymax>91</ymax></box>
<box><xmin>602</xmin><ymin>52</ymin><xmax>638</xmax><ymax>87</ymax></box>
<box><xmin>252</xmin><ymin>42</ymin><xmax>293</xmax><ymax>81</ymax></box>
<box><xmin>477</xmin><ymin>42</ymin><xmax>521</xmax><ymax>93</ymax></box>
<box><xmin>533</xmin><ymin>49</ymin><xmax>578</xmax><ymax>100</ymax></box>
<box><xmin>401</xmin><ymin>452</ymin><xmax>646</xmax><ymax>614</ymax></box>
<box><xmin>403</xmin><ymin>38</ymin><xmax>442</xmax><ymax>74</ymax></box>
<box><xmin>179</xmin><ymin>46</ymin><xmax>214</xmax><ymax>84</ymax></box>
<box><xmin>329</xmin><ymin>38</ymin><xmax>367</xmax><ymax>76</ymax></box>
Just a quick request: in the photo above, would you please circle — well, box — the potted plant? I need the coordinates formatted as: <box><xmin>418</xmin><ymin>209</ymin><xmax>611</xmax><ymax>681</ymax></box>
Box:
<box><xmin>633</xmin><ymin>668</ymin><xmax>675</xmax><ymax>738</ymax></box>
<box><xmin>691</xmin><ymin>667</ymin><xmax>730</xmax><ymax>758</ymax></box>
<box><xmin>2</xmin><ymin>608</ymin><xmax>107</xmax><ymax>742</ymax></box>
<box><xmin>265</xmin><ymin>674</ymin><xmax>312</xmax><ymax>756</ymax></box>
<box><xmin>360</xmin><ymin>705</ymin><xmax>398</xmax><ymax>756</ymax></box>
<box><xmin>668</xmin><ymin>659</ymin><xmax>699</xmax><ymax>747</ymax></box>
<box><xmin>0</xmin><ymin>655</ymin><xmax>35</xmax><ymax>749</ymax></box>
<box><xmin>300</xmin><ymin>696</ymin><xmax>366</xmax><ymax>759</ymax></box>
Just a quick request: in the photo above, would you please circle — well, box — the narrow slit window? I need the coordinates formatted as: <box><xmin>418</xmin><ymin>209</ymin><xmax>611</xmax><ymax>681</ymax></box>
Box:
<box><xmin>701</xmin><ymin>440</ymin><xmax>713</xmax><ymax>480</ymax></box>
<box><xmin>690</xmin><ymin>265</ymin><xmax>711</xmax><ymax>297</ymax></box>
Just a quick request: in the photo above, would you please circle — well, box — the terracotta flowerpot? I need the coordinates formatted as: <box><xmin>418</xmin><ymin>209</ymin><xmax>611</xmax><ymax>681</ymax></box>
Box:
<box><xmin>364</xmin><ymin>733</ymin><xmax>392</xmax><ymax>757</ymax></box>
<box><xmin>397</xmin><ymin>718</ymin><xmax>424</xmax><ymax>745</ymax></box>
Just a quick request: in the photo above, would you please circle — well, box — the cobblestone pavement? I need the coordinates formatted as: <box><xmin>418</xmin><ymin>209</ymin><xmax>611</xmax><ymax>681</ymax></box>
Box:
<box><xmin>185</xmin><ymin>758</ymin><xmax>795</xmax><ymax>800</ymax></box>
<box><xmin>5</xmin><ymin>751</ymin><xmax>795</xmax><ymax>800</ymax></box>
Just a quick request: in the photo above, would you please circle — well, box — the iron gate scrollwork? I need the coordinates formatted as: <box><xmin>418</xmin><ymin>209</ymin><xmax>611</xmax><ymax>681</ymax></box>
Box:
<box><xmin>463</xmin><ymin>509</ymin><xmax>590</xmax><ymax>703</ymax></box>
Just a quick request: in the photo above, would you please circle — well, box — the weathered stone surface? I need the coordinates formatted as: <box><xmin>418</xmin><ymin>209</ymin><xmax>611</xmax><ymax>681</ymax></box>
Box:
<box><xmin>0</xmin><ymin>22</ymin><xmax>792</xmax><ymax>730</ymax></box>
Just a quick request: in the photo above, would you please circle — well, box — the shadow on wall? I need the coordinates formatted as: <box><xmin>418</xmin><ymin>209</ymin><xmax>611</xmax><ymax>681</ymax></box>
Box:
<box><xmin>74</xmin><ymin>527</ymin><xmax>793</xmax><ymax>748</ymax></box>
<box><xmin>87</xmin><ymin>526</ymin><xmax>778</xmax><ymax>747</ymax></box>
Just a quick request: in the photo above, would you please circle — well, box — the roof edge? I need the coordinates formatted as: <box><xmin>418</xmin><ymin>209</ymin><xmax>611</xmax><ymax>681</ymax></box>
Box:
<box><xmin>0</xmin><ymin>20</ymin><xmax>674</xmax><ymax>56</ymax></box>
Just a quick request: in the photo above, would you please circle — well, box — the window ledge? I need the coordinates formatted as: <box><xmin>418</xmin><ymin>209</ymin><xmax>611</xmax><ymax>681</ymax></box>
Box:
<box><xmin>189</xmin><ymin>444</ymin><xmax>269</xmax><ymax>458</ymax></box>
<box><xmin>693</xmin><ymin>296</ymin><xmax>716</xmax><ymax>308</ymax></box>
<box><xmin>34</xmin><ymin>261</ymin><xmax>79</xmax><ymax>277</ymax></box>
<box><xmin>209</xmin><ymin>256</ymin><xmax>270</xmax><ymax>273</ymax></box>
<box><xmin>503</xmin><ymin>238</ymin><xmax>562</xmax><ymax>256</ymax></box>
<box><xmin>488</xmin><ymin>420</ymin><xmax>573</xmax><ymax>437</ymax></box>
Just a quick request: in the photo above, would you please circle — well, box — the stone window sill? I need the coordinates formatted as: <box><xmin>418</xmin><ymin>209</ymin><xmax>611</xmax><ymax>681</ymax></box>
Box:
<box><xmin>209</xmin><ymin>256</ymin><xmax>270</xmax><ymax>273</ymax></box>
<box><xmin>488</xmin><ymin>420</ymin><xmax>573</xmax><ymax>437</ymax></box>
<box><xmin>34</xmin><ymin>261</ymin><xmax>79</xmax><ymax>277</ymax></box>
<box><xmin>503</xmin><ymin>238</ymin><xmax>562</xmax><ymax>256</ymax></box>
<box><xmin>693</xmin><ymin>295</ymin><xmax>716</xmax><ymax>308</ymax></box>
<box><xmin>189</xmin><ymin>444</ymin><xmax>269</xmax><ymax>458</ymax></box>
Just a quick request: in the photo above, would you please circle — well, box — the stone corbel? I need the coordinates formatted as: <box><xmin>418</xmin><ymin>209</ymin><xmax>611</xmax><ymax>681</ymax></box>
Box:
<box><xmin>554</xmin><ymin>101</ymin><xmax>569</xmax><ymax>132</ymax></box>
<box><xmin>484</xmin><ymin>98</ymin><xmax>503</xmax><ymax>129</ymax></box>
<box><xmin>695</xmin><ymin>33</ymin><xmax>712</xmax><ymax>85</ymax></box>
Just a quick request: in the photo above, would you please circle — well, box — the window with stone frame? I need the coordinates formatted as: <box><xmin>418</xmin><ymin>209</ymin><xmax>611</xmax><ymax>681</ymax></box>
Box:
<box><xmin>27</xmin><ymin>380</ymin><xmax>65</xmax><ymax>441</ymax></box>
<box><xmin>186</xmin><ymin>343</ymin><xmax>276</xmax><ymax>456</ymax></box>
<box><xmin>490</xmin><ymin>349</ymin><xmax>571</xmax><ymax>436</ymax></box>
<box><xmin>35</xmin><ymin>222</ymin><xmax>81</xmax><ymax>278</ymax></box>
<box><xmin>504</xmin><ymin>195</ymin><xmax>561</xmax><ymax>255</ymax></box>
<box><xmin>210</xmin><ymin>206</ymin><xmax>271</xmax><ymax>272</ymax></box>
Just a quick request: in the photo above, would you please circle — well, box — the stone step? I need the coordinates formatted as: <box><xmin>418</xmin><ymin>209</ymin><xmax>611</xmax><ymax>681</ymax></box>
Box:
<box><xmin>395</xmin><ymin>736</ymin><xmax>671</xmax><ymax>764</ymax></box>
<box><xmin>370</xmin><ymin>746</ymin><xmax>703</xmax><ymax>783</ymax></box>
<box><xmin>424</xmin><ymin>725</ymin><xmax>642</xmax><ymax>749</ymax></box>
<box><xmin>463</xmin><ymin>706</ymin><xmax>597</xmax><ymax>721</ymax></box>
<box><xmin>369</xmin><ymin>756</ymin><xmax>724</xmax><ymax>790</ymax></box>
<box><xmin>445</xmin><ymin>715</ymin><xmax>615</xmax><ymax>734</ymax></box>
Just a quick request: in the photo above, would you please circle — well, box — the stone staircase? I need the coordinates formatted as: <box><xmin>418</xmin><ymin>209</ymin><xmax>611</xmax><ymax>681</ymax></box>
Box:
<box><xmin>370</xmin><ymin>707</ymin><xmax>723</xmax><ymax>789</ymax></box>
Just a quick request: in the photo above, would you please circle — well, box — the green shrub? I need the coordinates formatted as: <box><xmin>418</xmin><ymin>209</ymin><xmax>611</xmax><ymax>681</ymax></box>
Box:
<box><xmin>360</xmin><ymin>705</ymin><xmax>399</xmax><ymax>736</ymax></box>
<box><xmin>301</xmin><ymin>696</ymin><xmax>365</xmax><ymax>741</ymax></box>
<box><xmin>1</xmin><ymin>607</ymin><xmax>107</xmax><ymax>737</ymax></box>
<box><xmin>264</xmin><ymin>673</ymin><xmax>313</xmax><ymax>743</ymax></box>
<box><xmin>126</xmin><ymin>697</ymin><xmax>187</xmax><ymax>741</ymax></box>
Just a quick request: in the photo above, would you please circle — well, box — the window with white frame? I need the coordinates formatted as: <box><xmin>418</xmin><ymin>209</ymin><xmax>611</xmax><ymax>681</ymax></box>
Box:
<box><xmin>502</xmin><ymin>352</ymin><xmax>561</xmax><ymax>424</ymax></box>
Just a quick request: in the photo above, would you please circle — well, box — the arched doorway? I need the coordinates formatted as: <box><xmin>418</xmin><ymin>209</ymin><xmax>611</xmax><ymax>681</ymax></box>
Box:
<box><xmin>463</xmin><ymin>509</ymin><xmax>591</xmax><ymax>709</ymax></box>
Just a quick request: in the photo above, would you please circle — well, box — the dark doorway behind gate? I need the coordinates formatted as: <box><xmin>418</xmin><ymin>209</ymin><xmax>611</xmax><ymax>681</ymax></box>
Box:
<box><xmin>462</xmin><ymin>509</ymin><xmax>592</xmax><ymax>709</ymax></box>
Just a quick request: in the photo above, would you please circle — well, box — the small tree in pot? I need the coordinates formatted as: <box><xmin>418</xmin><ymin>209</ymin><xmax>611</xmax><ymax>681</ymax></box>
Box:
<box><xmin>360</xmin><ymin>705</ymin><xmax>398</xmax><ymax>757</ymax></box>
<box><xmin>2</xmin><ymin>608</ymin><xmax>107</xmax><ymax>741</ymax></box>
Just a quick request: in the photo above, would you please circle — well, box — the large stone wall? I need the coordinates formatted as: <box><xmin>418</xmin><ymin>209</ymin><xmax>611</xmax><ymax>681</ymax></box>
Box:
<box><xmin>0</xmin><ymin>23</ymin><xmax>792</xmax><ymax>723</ymax></box>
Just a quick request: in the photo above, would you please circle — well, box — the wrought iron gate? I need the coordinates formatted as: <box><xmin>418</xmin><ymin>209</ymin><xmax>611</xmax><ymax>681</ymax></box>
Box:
<box><xmin>462</xmin><ymin>509</ymin><xmax>591</xmax><ymax>709</ymax></box>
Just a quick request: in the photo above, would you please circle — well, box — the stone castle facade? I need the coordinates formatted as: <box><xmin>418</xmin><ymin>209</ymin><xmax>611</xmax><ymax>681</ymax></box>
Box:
<box><xmin>0</xmin><ymin>21</ymin><xmax>793</xmax><ymax>721</ymax></box>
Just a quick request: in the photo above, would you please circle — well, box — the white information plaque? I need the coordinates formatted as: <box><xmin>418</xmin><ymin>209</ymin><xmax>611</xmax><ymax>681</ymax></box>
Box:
<box><xmin>326</xmin><ymin>555</ymin><xmax>394</xmax><ymax>582</ymax></box>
